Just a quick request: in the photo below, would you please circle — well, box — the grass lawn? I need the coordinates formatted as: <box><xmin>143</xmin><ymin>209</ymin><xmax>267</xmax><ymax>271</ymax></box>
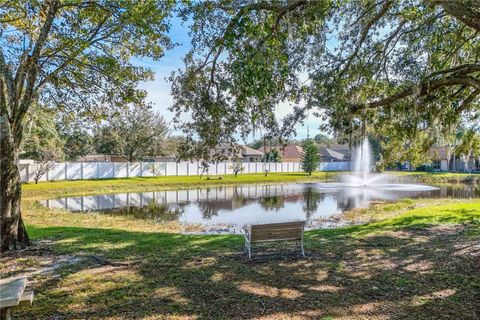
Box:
<box><xmin>390</xmin><ymin>171</ymin><xmax>480</xmax><ymax>184</ymax></box>
<box><xmin>1</xmin><ymin>197</ymin><xmax>479</xmax><ymax>319</ymax></box>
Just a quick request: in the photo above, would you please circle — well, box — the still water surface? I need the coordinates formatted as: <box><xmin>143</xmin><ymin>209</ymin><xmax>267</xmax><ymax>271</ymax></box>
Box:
<box><xmin>40</xmin><ymin>182</ymin><xmax>479</xmax><ymax>233</ymax></box>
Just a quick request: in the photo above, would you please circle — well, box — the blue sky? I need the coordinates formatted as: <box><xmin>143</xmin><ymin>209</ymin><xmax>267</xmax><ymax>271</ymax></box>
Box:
<box><xmin>136</xmin><ymin>17</ymin><xmax>325</xmax><ymax>142</ymax></box>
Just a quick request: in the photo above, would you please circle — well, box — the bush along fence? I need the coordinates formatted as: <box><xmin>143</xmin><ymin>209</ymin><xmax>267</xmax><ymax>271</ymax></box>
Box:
<box><xmin>18</xmin><ymin>161</ymin><xmax>351</xmax><ymax>183</ymax></box>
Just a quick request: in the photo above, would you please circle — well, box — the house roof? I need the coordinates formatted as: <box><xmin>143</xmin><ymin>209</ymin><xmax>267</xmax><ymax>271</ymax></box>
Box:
<box><xmin>258</xmin><ymin>145</ymin><xmax>304</xmax><ymax>159</ymax></box>
<box><xmin>215</xmin><ymin>143</ymin><xmax>264</xmax><ymax>159</ymax></box>
<box><xmin>242</xmin><ymin>146</ymin><xmax>264</xmax><ymax>156</ymax></box>
<box><xmin>319</xmin><ymin>147</ymin><xmax>346</xmax><ymax>160</ymax></box>
<box><xmin>329</xmin><ymin>145</ymin><xmax>351</xmax><ymax>157</ymax></box>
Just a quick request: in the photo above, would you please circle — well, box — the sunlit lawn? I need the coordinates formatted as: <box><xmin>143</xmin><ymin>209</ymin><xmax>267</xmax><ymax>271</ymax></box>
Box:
<box><xmin>1</xmin><ymin>198</ymin><xmax>479</xmax><ymax>319</ymax></box>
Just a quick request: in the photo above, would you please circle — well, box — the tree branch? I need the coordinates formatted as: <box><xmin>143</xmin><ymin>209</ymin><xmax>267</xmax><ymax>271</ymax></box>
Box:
<box><xmin>351</xmin><ymin>74</ymin><xmax>480</xmax><ymax>112</ymax></box>
<box><xmin>199</xmin><ymin>0</ymin><xmax>310</xmax><ymax>91</ymax></box>
<box><xmin>35</xmin><ymin>13</ymin><xmax>114</xmax><ymax>91</ymax></box>
<box><xmin>339</xmin><ymin>0</ymin><xmax>393</xmax><ymax>77</ymax></box>
<box><xmin>429</xmin><ymin>0</ymin><xmax>480</xmax><ymax>32</ymax></box>
<box><xmin>0</xmin><ymin>29</ymin><xmax>15</xmax><ymax>109</ymax></box>
<box><xmin>14</xmin><ymin>0</ymin><xmax>59</xmax><ymax>128</ymax></box>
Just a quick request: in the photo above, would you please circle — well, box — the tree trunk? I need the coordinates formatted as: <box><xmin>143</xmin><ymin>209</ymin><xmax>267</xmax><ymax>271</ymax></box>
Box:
<box><xmin>0</xmin><ymin>146</ymin><xmax>30</xmax><ymax>252</ymax></box>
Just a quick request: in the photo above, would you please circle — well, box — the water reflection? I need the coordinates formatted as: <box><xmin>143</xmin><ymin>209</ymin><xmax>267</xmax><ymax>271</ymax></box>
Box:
<box><xmin>40</xmin><ymin>183</ymin><xmax>479</xmax><ymax>233</ymax></box>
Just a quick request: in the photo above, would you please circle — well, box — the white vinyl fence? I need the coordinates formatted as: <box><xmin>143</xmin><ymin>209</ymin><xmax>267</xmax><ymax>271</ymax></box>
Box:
<box><xmin>19</xmin><ymin>161</ymin><xmax>351</xmax><ymax>183</ymax></box>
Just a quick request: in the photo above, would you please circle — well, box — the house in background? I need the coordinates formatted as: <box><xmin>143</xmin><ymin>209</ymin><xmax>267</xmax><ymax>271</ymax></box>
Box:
<box><xmin>215</xmin><ymin>144</ymin><xmax>264</xmax><ymax>162</ymax></box>
<box><xmin>77</xmin><ymin>154</ymin><xmax>128</xmax><ymax>162</ymax></box>
<box><xmin>241</xmin><ymin>146</ymin><xmax>264</xmax><ymax>162</ymax></box>
<box><xmin>319</xmin><ymin>145</ymin><xmax>351</xmax><ymax>162</ymax></box>
<box><xmin>430</xmin><ymin>146</ymin><xmax>479</xmax><ymax>172</ymax></box>
<box><xmin>258</xmin><ymin>145</ymin><xmax>304</xmax><ymax>162</ymax></box>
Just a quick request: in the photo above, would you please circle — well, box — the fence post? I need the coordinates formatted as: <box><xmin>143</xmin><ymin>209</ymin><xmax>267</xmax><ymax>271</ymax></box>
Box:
<box><xmin>187</xmin><ymin>162</ymin><xmax>189</xmax><ymax>176</ymax></box>
<box><xmin>165</xmin><ymin>162</ymin><xmax>167</xmax><ymax>176</ymax></box>
<box><xmin>112</xmin><ymin>162</ymin><xmax>115</xmax><ymax>178</ymax></box>
<box><xmin>176</xmin><ymin>162</ymin><xmax>178</xmax><ymax>176</ymax></box>
<box><xmin>126</xmin><ymin>162</ymin><xmax>130</xmax><ymax>178</ymax></box>
<box><xmin>81</xmin><ymin>162</ymin><xmax>84</xmax><ymax>180</ymax></box>
<box><xmin>65</xmin><ymin>162</ymin><xmax>68</xmax><ymax>180</ymax></box>
<box><xmin>97</xmin><ymin>162</ymin><xmax>100</xmax><ymax>179</ymax></box>
<box><xmin>224</xmin><ymin>162</ymin><xmax>227</xmax><ymax>174</ymax></box>
<box><xmin>255</xmin><ymin>162</ymin><xmax>258</xmax><ymax>173</ymax></box>
<box><xmin>26</xmin><ymin>164</ymin><xmax>30</xmax><ymax>182</ymax></box>
<box><xmin>140</xmin><ymin>162</ymin><xmax>143</xmax><ymax>177</ymax></box>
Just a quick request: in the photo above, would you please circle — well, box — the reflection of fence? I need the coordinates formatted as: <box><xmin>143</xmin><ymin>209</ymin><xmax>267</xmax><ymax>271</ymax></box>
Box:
<box><xmin>41</xmin><ymin>184</ymin><xmax>306</xmax><ymax>212</ymax></box>
<box><xmin>19</xmin><ymin>161</ymin><xmax>351</xmax><ymax>182</ymax></box>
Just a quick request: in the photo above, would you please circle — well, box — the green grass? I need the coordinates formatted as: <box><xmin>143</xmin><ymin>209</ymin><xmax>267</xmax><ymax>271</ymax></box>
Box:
<box><xmin>8</xmin><ymin>173</ymin><xmax>480</xmax><ymax>318</ymax></box>
<box><xmin>389</xmin><ymin>171</ymin><xmax>480</xmax><ymax>183</ymax></box>
<box><xmin>22</xmin><ymin>172</ymin><xmax>340</xmax><ymax>200</ymax></box>
<box><xmin>2</xmin><ymin>198</ymin><xmax>478</xmax><ymax>319</ymax></box>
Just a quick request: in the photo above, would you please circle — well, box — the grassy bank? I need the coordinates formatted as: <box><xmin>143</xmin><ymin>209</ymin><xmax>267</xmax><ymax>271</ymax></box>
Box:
<box><xmin>1</xmin><ymin>199</ymin><xmax>479</xmax><ymax>319</ymax></box>
<box><xmin>390</xmin><ymin>171</ymin><xmax>480</xmax><ymax>184</ymax></box>
<box><xmin>22</xmin><ymin>172</ymin><xmax>339</xmax><ymax>200</ymax></box>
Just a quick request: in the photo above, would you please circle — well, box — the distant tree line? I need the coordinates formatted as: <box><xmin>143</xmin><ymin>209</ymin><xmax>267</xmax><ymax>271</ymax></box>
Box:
<box><xmin>21</xmin><ymin>104</ymin><xmax>182</xmax><ymax>163</ymax></box>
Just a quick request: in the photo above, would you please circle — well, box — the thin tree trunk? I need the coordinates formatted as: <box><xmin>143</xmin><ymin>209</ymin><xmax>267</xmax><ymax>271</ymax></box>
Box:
<box><xmin>0</xmin><ymin>147</ymin><xmax>30</xmax><ymax>251</ymax></box>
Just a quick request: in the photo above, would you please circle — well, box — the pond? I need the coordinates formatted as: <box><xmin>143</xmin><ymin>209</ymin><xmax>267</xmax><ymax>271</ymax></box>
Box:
<box><xmin>39</xmin><ymin>181</ymin><xmax>480</xmax><ymax>233</ymax></box>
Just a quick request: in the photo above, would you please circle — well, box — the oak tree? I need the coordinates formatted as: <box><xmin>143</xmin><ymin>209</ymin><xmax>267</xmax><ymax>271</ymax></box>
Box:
<box><xmin>0</xmin><ymin>0</ymin><xmax>173</xmax><ymax>250</ymax></box>
<box><xmin>171</xmin><ymin>0</ymin><xmax>479</xmax><ymax>165</ymax></box>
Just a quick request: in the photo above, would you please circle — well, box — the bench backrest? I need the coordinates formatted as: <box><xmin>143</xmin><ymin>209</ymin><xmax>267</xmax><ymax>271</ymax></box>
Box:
<box><xmin>249</xmin><ymin>221</ymin><xmax>305</xmax><ymax>242</ymax></box>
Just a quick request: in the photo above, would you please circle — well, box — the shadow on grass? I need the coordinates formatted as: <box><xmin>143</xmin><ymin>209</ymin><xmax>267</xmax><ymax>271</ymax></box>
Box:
<box><xmin>9</xmin><ymin>212</ymin><xmax>480</xmax><ymax>319</ymax></box>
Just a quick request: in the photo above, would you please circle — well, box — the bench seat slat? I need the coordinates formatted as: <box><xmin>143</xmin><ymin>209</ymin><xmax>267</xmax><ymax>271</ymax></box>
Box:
<box><xmin>0</xmin><ymin>278</ymin><xmax>27</xmax><ymax>309</ymax></box>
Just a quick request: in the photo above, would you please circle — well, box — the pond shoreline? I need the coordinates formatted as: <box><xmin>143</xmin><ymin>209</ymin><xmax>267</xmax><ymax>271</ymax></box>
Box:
<box><xmin>22</xmin><ymin>171</ymin><xmax>479</xmax><ymax>200</ymax></box>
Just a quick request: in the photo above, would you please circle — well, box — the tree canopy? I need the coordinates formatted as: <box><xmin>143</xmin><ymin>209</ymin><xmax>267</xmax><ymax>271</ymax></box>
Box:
<box><xmin>94</xmin><ymin>105</ymin><xmax>170</xmax><ymax>161</ymax></box>
<box><xmin>301</xmin><ymin>138</ymin><xmax>320</xmax><ymax>175</ymax></box>
<box><xmin>171</xmin><ymin>0</ymin><xmax>480</xmax><ymax>164</ymax></box>
<box><xmin>0</xmin><ymin>0</ymin><xmax>174</xmax><ymax>250</ymax></box>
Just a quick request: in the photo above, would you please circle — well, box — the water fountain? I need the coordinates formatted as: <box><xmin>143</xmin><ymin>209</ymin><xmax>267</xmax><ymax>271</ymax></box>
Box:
<box><xmin>317</xmin><ymin>138</ymin><xmax>437</xmax><ymax>191</ymax></box>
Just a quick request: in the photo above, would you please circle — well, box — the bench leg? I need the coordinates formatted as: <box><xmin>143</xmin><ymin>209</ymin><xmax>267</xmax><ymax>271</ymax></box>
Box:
<box><xmin>1</xmin><ymin>308</ymin><xmax>11</xmax><ymax>320</ymax></box>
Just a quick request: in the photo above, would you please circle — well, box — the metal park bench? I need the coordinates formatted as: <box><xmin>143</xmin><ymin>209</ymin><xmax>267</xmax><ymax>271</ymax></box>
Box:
<box><xmin>244</xmin><ymin>221</ymin><xmax>306</xmax><ymax>259</ymax></box>
<box><xmin>0</xmin><ymin>277</ymin><xmax>34</xmax><ymax>320</ymax></box>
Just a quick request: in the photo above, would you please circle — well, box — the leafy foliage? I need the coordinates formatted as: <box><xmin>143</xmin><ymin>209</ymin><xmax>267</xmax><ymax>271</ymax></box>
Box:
<box><xmin>301</xmin><ymin>138</ymin><xmax>320</xmax><ymax>175</ymax></box>
<box><xmin>93</xmin><ymin>105</ymin><xmax>169</xmax><ymax>161</ymax></box>
<box><xmin>314</xmin><ymin>133</ymin><xmax>336</xmax><ymax>147</ymax></box>
<box><xmin>264</xmin><ymin>148</ymin><xmax>282</xmax><ymax>162</ymax></box>
<box><xmin>21</xmin><ymin>103</ymin><xmax>64</xmax><ymax>161</ymax></box>
<box><xmin>171</xmin><ymin>0</ymin><xmax>480</xmax><ymax>163</ymax></box>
